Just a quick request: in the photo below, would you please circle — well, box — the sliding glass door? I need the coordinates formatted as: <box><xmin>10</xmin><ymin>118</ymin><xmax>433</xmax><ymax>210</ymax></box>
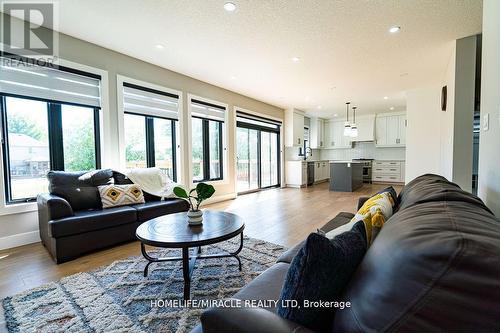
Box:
<box><xmin>236</xmin><ymin>113</ymin><xmax>280</xmax><ymax>193</ymax></box>
<box><xmin>236</xmin><ymin>128</ymin><xmax>259</xmax><ymax>192</ymax></box>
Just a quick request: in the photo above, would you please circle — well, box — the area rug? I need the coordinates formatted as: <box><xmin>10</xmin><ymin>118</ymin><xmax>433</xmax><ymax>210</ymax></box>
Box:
<box><xmin>2</xmin><ymin>236</ymin><xmax>286</xmax><ymax>333</ymax></box>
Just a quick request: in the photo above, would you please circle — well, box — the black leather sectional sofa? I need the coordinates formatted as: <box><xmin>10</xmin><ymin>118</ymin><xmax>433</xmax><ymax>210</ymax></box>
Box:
<box><xmin>193</xmin><ymin>174</ymin><xmax>500</xmax><ymax>333</ymax></box>
<box><xmin>37</xmin><ymin>169</ymin><xmax>189</xmax><ymax>263</ymax></box>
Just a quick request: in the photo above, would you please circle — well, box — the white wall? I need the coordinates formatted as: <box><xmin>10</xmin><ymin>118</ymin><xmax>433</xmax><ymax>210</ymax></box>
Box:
<box><xmin>405</xmin><ymin>87</ymin><xmax>443</xmax><ymax>182</ymax></box>
<box><xmin>439</xmin><ymin>45</ymin><xmax>456</xmax><ymax>180</ymax></box>
<box><xmin>478</xmin><ymin>0</ymin><xmax>500</xmax><ymax>216</ymax></box>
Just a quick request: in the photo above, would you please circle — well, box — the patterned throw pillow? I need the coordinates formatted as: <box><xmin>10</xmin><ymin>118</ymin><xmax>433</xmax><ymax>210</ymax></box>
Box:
<box><xmin>277</xmin><ymin>221</ymin><xmax>368</xmax><ymax>332</ymax></box>
<box><xmin>97</xmin><ymin>184</ymin><xmax>145</xmax><ymax>208</ymax></box>
<box><xmin>352</xmin><ymin>191</ymin><xmax>395</xmax><ymax>245</ymax></box>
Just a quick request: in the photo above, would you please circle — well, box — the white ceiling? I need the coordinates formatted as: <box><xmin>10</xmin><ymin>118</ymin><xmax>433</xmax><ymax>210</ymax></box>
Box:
<box><xmin>13</xmin><ymin>0</ymin><xmax>483</xmax><ymax>117</ymax></box>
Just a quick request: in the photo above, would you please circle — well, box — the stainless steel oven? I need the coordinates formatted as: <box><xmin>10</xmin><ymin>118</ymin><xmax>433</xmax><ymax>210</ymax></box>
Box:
<box><xmin>352</xmin><ymin>159</ymin><xmax>373</xmax><ymax>183</ymax></box>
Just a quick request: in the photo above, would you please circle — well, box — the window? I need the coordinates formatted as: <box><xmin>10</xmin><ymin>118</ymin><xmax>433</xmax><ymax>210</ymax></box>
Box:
<box><xmin>0</xmin><ymin>56</ymin><xmax>101</xmax><ymax>203</ymax></box>
<box><xmin>190</xmin><ymin>99</ymin><xmax>225</xmax><ymax>182</ymax></box>
<box><xmin>122</xmin><ymin>83</ymin><xmax>179</xmax><ymax>181</ymax></box>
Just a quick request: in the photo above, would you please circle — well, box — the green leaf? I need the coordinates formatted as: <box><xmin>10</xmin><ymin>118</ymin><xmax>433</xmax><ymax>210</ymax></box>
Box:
<box><xmin>173</xmin><ymin>186</ymin><xmax>189</xmax><ymax>199</ymax></box>
<box><xmin>196</xmin><ymin>183</ymin><xmax>216</xmax><ymax>201</ymax></box>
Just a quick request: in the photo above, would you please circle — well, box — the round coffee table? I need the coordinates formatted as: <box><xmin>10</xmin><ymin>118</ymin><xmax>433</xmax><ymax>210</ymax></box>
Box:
<box><xmin>136</xmin><ymin>210</ymin><xmax>245</xmax><ymax>300</ymax></box>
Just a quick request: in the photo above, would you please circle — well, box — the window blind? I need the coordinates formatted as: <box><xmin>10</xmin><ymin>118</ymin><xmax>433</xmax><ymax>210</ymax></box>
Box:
<box><xmin>123</xmin><ymin>83</ymin><xmax>179</xmax><ymax>120</ymax></box>
<box><xmin>0</xmin><ymin>57</ymin><xmax>101</xmax><ymax>107</ymax></box>
<box><xmin>191</xmin><ymin>99</ymin><xmax>225</xmax><ymax>122</ymax></box>
<box><xmin>236</xmin><ymin>111</ymin><xmax>282</xmax><ymax>129</ymax></box>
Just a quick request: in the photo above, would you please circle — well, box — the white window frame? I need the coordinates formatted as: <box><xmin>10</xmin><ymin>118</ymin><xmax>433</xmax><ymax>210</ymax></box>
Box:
<box><xmin>116</xmin><ymin>75</ymin><xmax>184</xmax><ymax>182</ymax></box>
<box><xmin>187</xmin><ymin>94</ymin><xmax>229</xmax><ymax>186</ymax></box>
<box><xmin>0</xmin><ymin>58</ymin><xmax>109</xmax><ymax>216</ymax></box>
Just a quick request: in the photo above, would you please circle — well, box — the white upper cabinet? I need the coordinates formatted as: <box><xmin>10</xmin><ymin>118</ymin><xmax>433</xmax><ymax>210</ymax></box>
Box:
<box><xmin>324</xmin><ymin>120</ymin><xmax>351</xmax><ymax>149</ymax></box>
<box><xmin>285</xmin><ymin>109</ymin><xmax>305</xmax><ymax>147</ymax></box>
<box><xmin>351</xmin><ymin>115</ymin><xmax>375</xmax><ymax>142</ymax></box>
<box><xmin>375</xmin><ymin>112</ymin><xmax>407</xmax><ymax>147</ymax></box>
<box><xmin>310</xmin><ymin>117</ymin><xmax>325</xmax><ymax>149</ymax></box>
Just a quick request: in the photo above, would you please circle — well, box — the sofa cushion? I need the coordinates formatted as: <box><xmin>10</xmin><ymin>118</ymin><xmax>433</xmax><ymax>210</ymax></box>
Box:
<box><xmin>98</xmin><ymin>184</ymin><xmax>145</xmax><ymax>208</ymax></box>
<box><xmin>277</xmin><ymin>212</ymin><xmax>354</xmax><ymax>264</ymax></box>
<box><xmin>333</xmin><ymin>200</ymin><xmax>500</xmax><ymax>333</ymax></box>
<box><xmin>48</xmin><ymin>170</ymin><xmax>113</xmax><ymax>211</ymax></box>
<box><xmin>397</xmin><ymin>174</ymin><xmax>492</xmax><ymax>214</ymax></box>
<box><xmin>277</xmin><ymin>222</ymin><xmax>367</xmax><ymax>333</ymax></box>
<box><xmin>132</xmin><ymin>199</ymin><xmax>189</xmax><ymax>222</ymax></box>
<box><xmin>232</xmin><ymin>262</ymin><xmax>290</xmax><ymax>310</ymax></box>
<box><xmin>49</xmin><ymin>205</ymin><xmax>137</xmax><ymax>238</ymax></box>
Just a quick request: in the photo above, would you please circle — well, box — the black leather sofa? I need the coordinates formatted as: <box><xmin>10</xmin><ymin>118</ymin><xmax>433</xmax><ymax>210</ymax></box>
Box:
<box><xmin>193</xmin><ymin>174</ymin><xmax>500</xmax><ymax>333</ymax></box>
<box><xmin>37</xmin><ymin>169</ymin><xmax>189</xmax><ymax>263</ymax></box>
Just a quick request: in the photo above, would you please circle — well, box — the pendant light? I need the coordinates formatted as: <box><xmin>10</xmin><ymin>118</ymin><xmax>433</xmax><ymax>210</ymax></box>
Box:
<box><xmin>343</xmin><ymin>102</ymin><xmax>352</xmax><ymax>136</ymax></box>
<box><xmin>350</xmin><ymin>106</ymin><xmax>358</xmax><ymax>138</ymax></box>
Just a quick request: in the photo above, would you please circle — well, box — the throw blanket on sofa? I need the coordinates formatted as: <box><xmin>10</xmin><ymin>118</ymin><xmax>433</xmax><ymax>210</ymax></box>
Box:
<box><xmin>125</xmin><ymin>167</ymin><xmax>178</xmax><ymax>199</ymax></box>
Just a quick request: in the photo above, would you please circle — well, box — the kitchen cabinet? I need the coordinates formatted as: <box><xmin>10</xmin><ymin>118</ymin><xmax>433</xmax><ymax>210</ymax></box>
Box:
<box><xmin>310</xmin><ymin>117</ymin><xmax>325</xmax><ymax>149</ymax></box>
<box><xmin>324</xmin><ymin>120</ymin><xmax>352</xmax><ymax>149</ymax></box>
<box><xmin>372</xmin><ymin>160</ymin><xmax>405</xmax><ymax>183</ymax></box>
<box><xmin>351</xmin><ymin>115</ymin><xmax>375</xmax><ymax>142</ymax></box>
<box><xmin>313</xmin><ymin>161</ymin><xmax>330</xmax><ymax>183</ymax></box>
<box><xmin>285</xmin><ymin>161</ymin><xmax>307</xmax><ymax>187</ymax></box>
<box><xmin>375</xmin><ymin>113</ymin><xmax>407</xmax><ymax>147</ymax></box>
<box><xmin>285</xmin><ymin>109</ymin><xmax>305</xmax><ymax>147</ymax></box>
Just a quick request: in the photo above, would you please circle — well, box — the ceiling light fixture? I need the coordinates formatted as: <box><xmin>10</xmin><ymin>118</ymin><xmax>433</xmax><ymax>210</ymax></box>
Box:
<box><xmin>383</xmin><ymin>96</ymin><xmax>388</xmax><ymax>100</ymax></box>
<box><xmin>317</xmin><ymin>105</ymin><xmax>322</xmax><ymax>109</ymax></box>
<box><xmin>390</xmin><ymin>106</ymin><xmax>395</xmax><ymax>110</ymax></box>
<box><xmin>350</xmin><ymin>106</ymin><xmax>358</xmax><ymax>138</ymax></box>
<box><xmin>333</xmin><ymin>113</ymin><xmax>338</xmax><ymax>117</ymax></box>
<box><xmin>155</xmin><ymin>44</ymin><xmax>165</xmax><ymax>49</ymax></box>
<box><xmin>223</xmin><ymin>2</ymin><xmax>236</xmax><ymax>11</ymax></box>
<box><xmin>292</xmin><ymin>57</ymin><xmax>300</xmax><ymax>63</ymax></box>
<box><xmin>389</xmin><ymin>26</ymin><xmax>401</xmax><ymax>33</ymax></box>
<box><xmin>344</xmin><ymin>102</ymin><xmax>352</xmax><ymax>136</ymax></box>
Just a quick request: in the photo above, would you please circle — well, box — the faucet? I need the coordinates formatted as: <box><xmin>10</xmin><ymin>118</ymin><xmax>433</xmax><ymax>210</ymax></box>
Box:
<box><xmin>298</xmin><ymin>140</ymin><xmax>312</xmax><ymax>160</ymax></box>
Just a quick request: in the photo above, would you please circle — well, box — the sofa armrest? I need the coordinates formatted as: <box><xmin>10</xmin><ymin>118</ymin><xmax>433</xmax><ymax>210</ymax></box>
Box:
<box><xmin>37</xmin><ymin>193</ymin><xmax>74</xmax><ymax>220</ymax></box>
<box><xmin>201</xmin><ymin>306</ymin><xmax>315</xmax><ymax>333</ymax></box>
<box><xmin>357</xmin><ymin>196</ymin><xmax>370</xmax><ymax>210</ymax></box>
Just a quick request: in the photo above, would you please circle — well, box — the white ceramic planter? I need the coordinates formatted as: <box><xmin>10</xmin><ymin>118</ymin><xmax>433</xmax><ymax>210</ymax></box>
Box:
<box><xmin>187</xmin><ymin>209</ymin><xmax>203</xmax><ymax>226</ymax></box>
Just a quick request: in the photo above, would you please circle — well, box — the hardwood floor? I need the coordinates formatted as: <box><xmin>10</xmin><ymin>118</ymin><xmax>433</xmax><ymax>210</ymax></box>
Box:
<box><xmin>0</xmin><ymin>182</ymin><xmax>399</xmax><ymax>329</ymax></box>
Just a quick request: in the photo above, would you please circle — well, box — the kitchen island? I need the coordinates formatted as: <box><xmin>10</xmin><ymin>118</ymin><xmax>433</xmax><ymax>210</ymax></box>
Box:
<box><xmin>329</xmin><ymin>161</ymin><xmax>363</xmax><ymax>192</ymax></box>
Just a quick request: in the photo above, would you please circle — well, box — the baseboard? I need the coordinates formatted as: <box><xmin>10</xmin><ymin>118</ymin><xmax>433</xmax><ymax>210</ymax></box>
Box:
<box><xmin>0</xmin><ymin>230</ymin><xmax>40</xmax><ymax>250</ymax></box>
<box><xmin>203</xmin><ymin>192</ymin><xmax>237</xmax><ymax>206</ymax></box>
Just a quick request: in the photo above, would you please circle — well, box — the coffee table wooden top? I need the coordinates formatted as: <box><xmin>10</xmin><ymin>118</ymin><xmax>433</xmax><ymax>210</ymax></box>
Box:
<box><xmin>136</xmin><ymin>210</ymin><xmax>244</xmax><ymax>248</ymax></box>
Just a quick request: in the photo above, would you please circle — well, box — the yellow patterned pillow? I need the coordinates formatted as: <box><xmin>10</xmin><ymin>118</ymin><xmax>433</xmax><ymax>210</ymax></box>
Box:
<box><xmin>98</xmin><ymin>184</ymin><xmax>145</xmax><ymax>208</ymax></box>
<box><xmin>352</xmin><ymin>192</ymin><xmax>395</xmax><ymax>245</ymax></box>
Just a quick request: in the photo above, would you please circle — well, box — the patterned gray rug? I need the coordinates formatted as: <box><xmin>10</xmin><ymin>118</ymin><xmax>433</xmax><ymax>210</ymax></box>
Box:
<box><xmin>2</xmin><ymin>236</ymin><xmax>286</xmax><ymax>333</ymax></box>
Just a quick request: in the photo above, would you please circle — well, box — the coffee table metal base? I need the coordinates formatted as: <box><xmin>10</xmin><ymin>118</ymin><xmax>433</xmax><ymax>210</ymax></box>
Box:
<box><xmin>140</xmin><ymin>232</ymin><xmax>244</xmax><ymax>300</ymax></box>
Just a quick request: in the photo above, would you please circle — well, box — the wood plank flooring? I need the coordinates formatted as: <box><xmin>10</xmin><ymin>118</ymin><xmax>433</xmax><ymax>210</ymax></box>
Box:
<box><xmin>0</xmin><ymin>182</ymin><xmax>399</xmax><ymax>330</ymax></box>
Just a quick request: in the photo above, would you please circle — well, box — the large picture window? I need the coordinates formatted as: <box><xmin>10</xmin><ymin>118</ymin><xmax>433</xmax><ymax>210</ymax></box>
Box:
<box><xmin>190</xmin><ymin>99</ymin><xmax>225</xmax><ymax>182</ymax></box>
<box><xmin>0</xmin><ymin>57</ymin><xmax>101</xmax><ymax>204</ymax></box>
<box><xmin>122</xmin><ymin>83</ymin><xmax>179</xmax><ymax>181</ymax></box>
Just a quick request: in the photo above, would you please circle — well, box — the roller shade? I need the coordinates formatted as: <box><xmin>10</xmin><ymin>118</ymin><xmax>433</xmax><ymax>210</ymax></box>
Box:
<box><xmin>191</xmin><ymin>99</ymin><xmax>225</xmax><ymax>122</ymax></box>
<box><xmin>123</xmin><ymin>83</ymin><xmax>179</xmax><ymax>120</ymax></box>
<box><xmin>0</xmin><ymin>57</ymin><xmax>101</xmax><ymax>107</ymax></box>
<box><xmin>236</xmin><ymin>111</ymin><xmax>281</xmax><ymax>130</ymax></box>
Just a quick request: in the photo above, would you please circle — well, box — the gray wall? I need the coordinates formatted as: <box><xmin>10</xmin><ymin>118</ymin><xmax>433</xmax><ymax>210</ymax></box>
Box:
<box><xmin>478</xmin><ymin>0</ymin><xmax>500</xmax><ymax>216</ymax></box>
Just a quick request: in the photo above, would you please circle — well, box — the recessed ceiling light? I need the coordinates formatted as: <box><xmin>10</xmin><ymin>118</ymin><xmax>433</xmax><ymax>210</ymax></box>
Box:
<box><xmin>333</xmin><ymin>113</ymin><xmax>338</xmax><ymax>117</ymax></box>
<box><xmin>317</xmin><ymin>105</ymin><xmax>322</xmax><ymax>109</ymax></box>
<box><xmin>155</xmin><ymin>44</ymin><xmax>165</xmax><ymax>49</ymax></box>
<box><xmin>389</xmin><ymin>26</ymin><xmax>401</xmax><ymax>33</ymax></box>
<box><xmin>383</xmin><ymin>96</ymin><xmax>388</xmax><ymax>100</ymax></box>
<box><xmin>224</xmin><ymin>2</ymin><xmax>236</xmax><ymax>11</ymax></box>
<box><xmin>390</xmin><ymin>107</ymin><xmax>395</xmax><ymax>110</ymax></box>
<box><xmin>292</xmin><ymin>57</ymin><xmax>300</xmax><ymax>63</ymax></box>
<box><xmin>230</xmin><ymin>75</ymin><xmax>236</xmax><ymax>80</ymax></box>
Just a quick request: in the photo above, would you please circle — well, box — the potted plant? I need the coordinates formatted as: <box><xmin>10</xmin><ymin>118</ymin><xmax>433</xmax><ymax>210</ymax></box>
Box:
<box><xmin>173</xmin><ymin>183</ymin><xmax>215</xmax><ymax>225</ymax></box>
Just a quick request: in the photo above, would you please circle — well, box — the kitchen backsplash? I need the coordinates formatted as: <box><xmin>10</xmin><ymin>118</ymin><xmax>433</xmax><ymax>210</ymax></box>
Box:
<box><xmin>319</xmin><ymin>142</ymin><xmax>406</xmax><ymax>160</ymax></box>
<box><xmin>285</xmin><ymin>147</ymin><xmax>322</xmax><ymax>161</ymax></box>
